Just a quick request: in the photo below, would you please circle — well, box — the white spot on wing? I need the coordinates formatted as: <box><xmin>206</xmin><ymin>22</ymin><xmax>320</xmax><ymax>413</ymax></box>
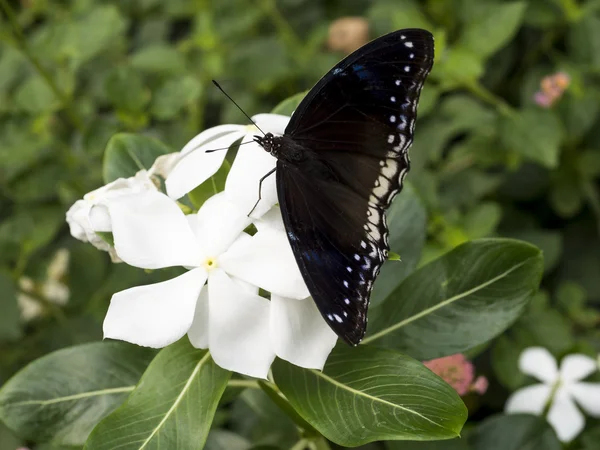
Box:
<box><xmin>405</xmin><ymin>41</ymin><xmax>413</xmax><ymax>48</ymax></box>
<box><xmin>334</xmin><ymin>314</ymin><xmax>343</xmax><ymax>323</ymax></box>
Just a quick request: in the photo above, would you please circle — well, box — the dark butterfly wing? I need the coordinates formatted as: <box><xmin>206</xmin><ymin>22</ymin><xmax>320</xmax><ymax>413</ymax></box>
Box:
<box><xmin>278</xmin><ymin>29</ymin><xmax>434</xmax><ymax>345</ymax></box>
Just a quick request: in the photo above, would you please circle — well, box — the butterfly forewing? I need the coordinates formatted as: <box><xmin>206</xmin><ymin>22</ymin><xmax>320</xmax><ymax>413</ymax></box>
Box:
<box><xmin>276</xmin><ymin>29</ymin><xmax>434</xmax><ymax>345</ymax></box>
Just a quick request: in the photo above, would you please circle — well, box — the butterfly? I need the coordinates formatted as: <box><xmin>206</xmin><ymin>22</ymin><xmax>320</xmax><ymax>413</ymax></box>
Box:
<box><xmin>255</xmin><ymin>29</ymin><xmax>434</xmax><ymax>346</ymax></box>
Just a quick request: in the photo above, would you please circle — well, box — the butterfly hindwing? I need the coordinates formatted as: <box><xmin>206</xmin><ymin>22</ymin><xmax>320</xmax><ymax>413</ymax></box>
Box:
<box><xmin>276</xmin><ymin>161</ymin><xmax>388</xmax><ymax>345</ymax></box>
<box><xmin>272</xmin><ymin>29</ymin><xmax>434</xmax><ymax>345</ymax></box>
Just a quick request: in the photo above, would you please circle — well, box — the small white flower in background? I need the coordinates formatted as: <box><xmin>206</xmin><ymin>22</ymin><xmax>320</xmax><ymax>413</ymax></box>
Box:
<box><xmin>102</xmin><ymin>190</ymin><xmax>337</xmax><ymax>378</ymax></box>
<box><xmin>165</xmin><ymin>114</ymin><xmax>290</xmax><ymax>218</ymax></box>
<box><xmin>66</xmin><ymin>171</ymin><xmax>157</xmax><ymax>261</ymax></box>
<box><xmin>505</xmin><ymin>347</ymin><xmax>600</xmax><ymax>442</ymax></box>
<box><xmin>18</xmin><ymin>249</ymin><xmax>70</xmax><ymax>321</ymax></box>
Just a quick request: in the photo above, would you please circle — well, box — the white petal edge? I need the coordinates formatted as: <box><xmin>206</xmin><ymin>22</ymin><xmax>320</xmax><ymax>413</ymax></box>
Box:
<box><xmin>519</xmin><ymin>347</ymin><xmax>558</xmax><ymax>383</ymax></box>
<box><xmin>104</xmin><ymin>267</ymin><xmax>207</xmax><ymax>348</ymax></box>
<box><xmin>207</xmin><ymin>269</ymin><xmax>275</xmax><ymax>378</ymax></box>
<box><xmin>270</xmin><ymin>295</ymin><xmax>337</xmax><ymax>370</ymax></box>
<box><xmin>252</xmin><ymin>113</ymin><xmax>290</xmax><ymax>135</ymax></box>
<box><xmin>569</xmin><ymin>382</ymin><xmax>600</xmax><ymax>417</ymax></box>
<box><xmin>180</xmin><ymin>124</ymin><xmax>245</xmax><ymax>158</ymax></box>
<box><xmin>187</xmin><ymin>288</ymin><xmax>209</xmax><ymax>349</ymax></box>
<box><xmin>109</xmin><ymin>191</ymin><xmax>202</xmax><ymax>269</ymax></box>
<box><xmin>505</xmin><ymin>384</ymin><xmax>552</xmax><ymax>415</ymax></box>
<box><xmin>192</xmin><ymin>192</ymin><xmax>252</xmax><ymax>256</ymax></box>
<box><xmin>166</xmin><ymin>131</ymin><xmax>245</xmax><ymax>200</ymax></box>
<box><xmin>547</xmin><ymin>388</ymin><xmax>585</xmax><ymax>443</ymax></box>
<box><xmin>224</xmin><ymin>141</ymin><xmax>277</xmax><ymax>219</ymax></box>
<box><xmin>219</xmin><ymin>228</ymin><xmax>309</xmax><ymax>299</ymax></box>
<box><xmin>560</xmin><ymin>354</ymin><xmax>598</xmax><ymax>382</ymax></box>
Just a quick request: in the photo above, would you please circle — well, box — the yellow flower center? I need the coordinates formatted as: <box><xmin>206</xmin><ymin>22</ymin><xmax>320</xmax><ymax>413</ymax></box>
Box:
<box><xmin>204</xmin><ymin>257</ymin><xmax>217</xmax><ymax>271</ymax></box>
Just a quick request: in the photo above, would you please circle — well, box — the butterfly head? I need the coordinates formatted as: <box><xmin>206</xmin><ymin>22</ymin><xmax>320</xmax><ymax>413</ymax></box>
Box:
<box><xmin>254</xmin><ymin>132</ymin><xmax>281</xmax><ymax>157</ymax></box>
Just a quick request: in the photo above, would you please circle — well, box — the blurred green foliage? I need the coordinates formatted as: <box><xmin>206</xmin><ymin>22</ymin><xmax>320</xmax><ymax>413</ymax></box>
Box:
<box><xmin>1</xmin><ymin>0</ymin><xmax>600</xmax><ymax>448</ymax></box>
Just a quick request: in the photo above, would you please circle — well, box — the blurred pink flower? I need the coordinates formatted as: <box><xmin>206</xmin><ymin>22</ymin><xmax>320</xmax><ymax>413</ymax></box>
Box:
<box><xmin>533</xmin><ymin>71</ymin><xmax>571</xmax><ymax>108</ymax></box>
<box><xmin>423</xmin><ymin>354</ymin><xmax>488</xmax><ymax>396</ymax></box>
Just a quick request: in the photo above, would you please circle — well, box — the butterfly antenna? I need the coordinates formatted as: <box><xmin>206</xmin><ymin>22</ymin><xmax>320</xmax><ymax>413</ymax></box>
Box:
<box><xmin>212</xmin><ymin>80</ymin><xmax>266</xmax><ymax>135</ymax></box>
<box><xmin>205</xmin><ymin>141</ymin><xmax>253</xmax><ymax>153</ymax></box>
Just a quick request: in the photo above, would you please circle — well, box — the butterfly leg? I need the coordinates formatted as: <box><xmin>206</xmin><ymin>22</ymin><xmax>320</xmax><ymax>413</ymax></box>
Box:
<box><xmin>248</xmin><ymin>167</ymin><xmax>276</xmax><ymax>216</ymax></box>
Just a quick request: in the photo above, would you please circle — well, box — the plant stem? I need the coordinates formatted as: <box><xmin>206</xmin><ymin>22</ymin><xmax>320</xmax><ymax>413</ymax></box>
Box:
<box><xmin>227</xmin><ymin>379</ymin><xmax>261</xmax><ymax>389</ymax></box>
<box><xmin>465</xmin><ymin>81</ymin><xmax>515</xmax><ymax>118</ymax></box>
<box><xmin>0</xmin><ymin>0</ymin><xmax>85</xmax><ymax>133</ymax></box>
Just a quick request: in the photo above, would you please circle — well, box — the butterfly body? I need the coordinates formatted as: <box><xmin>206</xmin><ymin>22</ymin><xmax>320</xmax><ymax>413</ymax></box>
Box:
<box><xmin>256</xmin><ymin>29</ymin><xmax>434</xmax><ymax>345</ymax></box>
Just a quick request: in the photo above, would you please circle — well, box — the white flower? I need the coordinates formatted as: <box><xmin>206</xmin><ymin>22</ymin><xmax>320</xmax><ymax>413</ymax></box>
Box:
<box><xmin>165</xmin><ymin>114</ymin><xmax>290</xmax><ymax>218</ymax></box>
<box><xmin>66</xmin><ymin>171</ymin><xmax>157</xmax><ymax>261</ymax></box>
<box><xmin>102</xmin><ymin>190</ymin><xmax>337</xmax><ymax>378</ymax></box>
<box><xmin>505</xmin><ymin>347</ymin><xmax>600</xmax><ymax>442</ymax></box>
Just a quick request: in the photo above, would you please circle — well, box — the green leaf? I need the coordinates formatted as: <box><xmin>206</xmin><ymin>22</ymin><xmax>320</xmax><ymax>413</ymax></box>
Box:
<box><xmin>434</xmin><ymin>48</ymin><xmax>484</xmax><ymax>89</ymax></box>
<box><xmin>365</xmin><ymin>239</ymin><xmax>543</xmax><ymax>359</ymax></box>
<box><xmin>270</xmin><ymin>91</ymin><xmax>307</xmax><ymax>116</ymax></box>
<box><xmin>568</xmin><ymin>15</ymin><xmax>600</xmax><ymax>69</ymax></box>
<box><xmin>151</xmin><ymin>75</ymin><xmax>202</xmax><ymax>120</ymax></box>
<box><xmin>272</xmin><ymin>346</ymin><xmax>467</xmax><ymax>446</ymax></box>
<box><xmin>470</xmin><ymin>414</ymin><xmax>561</xmax><ymax>450</ymax></box>
<box><xmin>0</xmin><ymin>422</ymin><xmax>22</xmax><ymax>450</ymax></box>
<box><xmin>386</xmin><ymin>437</ymin><xmax>469</xmax><ymax>450</ymax></box>
<box><xmin>105</xmin><ymin>67</ymin><xmax>150</xmax><ymax>113</ymax></box>
<box><xmin>463</xmin><ymin>202</ymin><xmax>502</xmax><ymax>240</ymax></box>
<box><xmin>14</xmin><ymin>75</ymin><xmax>59</xmax><ymax>114</ymax></box>
<box><xmin>188</xmin><ymin>159</ymin><xmax>231</xmax><ymax>209</ymax></box>
<box><xmin>0</xmin><ymin>342</ymin><xmax>154</xmax><ymax>446</ymax></box>
<box><xmin>500</xmin><ymin>108</ymin><xmax>564</xmax><ymax>168</ymax></box>
<box><xmin>0</xmin><ymin>271</ymin><xmax>22</xmax><ymax>342</ymax></box>
<box><xmin>130</xmin><ymin>45</ymin><xmax>186</xmax><ymax>75</ymax></box>
<box><xmin>103</xmin><ymin>133</ymin><xmax>172</xmax><ymax>183</ymax></box>
<box><xmin>459</xmin><ymin>2</ymin><xmax>527</xmax><ymax>58</ymax></box>
<box><xmin>85</xmin><ymin>340</ymin><xmax>230</xmax><ymax>450</ymax></box>
<box><xmin>371</xmin><ymin>184</ymin><xmax>427</xmax><ymax>307</ymax></box>
<box><xmin>229</xmin><ymin>388</ymin><xmax>299</xmax><ymax>448</ymax></box>
<box><xmin>206</xmin><ymin>430</ymin><xmax>251</xmax><ymax>450</ymax></box>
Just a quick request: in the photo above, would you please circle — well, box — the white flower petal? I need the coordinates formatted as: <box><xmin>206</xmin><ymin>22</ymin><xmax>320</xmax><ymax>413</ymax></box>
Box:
<box><xmin>166</xmin><ymin>131</ymin><xmax>245</xmax><ymax>200</ymax></box>
<box><xmin>187</xmin><ymin>288</ymin><xmax>209</xmax><ymax>349</ymax></box>
<box><xmin>252</xmin><ymin>113</ymin><xmax>290</xmax><ymax>135</ymax></box>
<box><xmin>519</xmin><ymin>347</ymin><xmax>558</xmax><ymax>383</ymax></box>
<box><xmin>224</xmin><ymin>141</ymin><xmax>277</xmax><ymax>219</ymax></box>
<box><xmin>104</xmin><ymin>267</ymin><xmax>207</xmax><ymax>348</ymax></box>
<box><xmin>193</xmin><ymin>193</ymin><xmax>252</xmax><ymax>255</ymax></box>
<box><xmin>207</xmin><ymin>269</ymin><xmax>275</xmax><ymax>378</ymax></box>
<box><xmin>505</xmin><ymin>384</ymin><xmax>552</xmax><ymax>415</ymax></box>
<box><xmin>270</xmin><ymin>295</ymin><xmax>337</xmax><ymax>370</ymax></box>
<box><xmin>109</xmin><ymin>191</ymin><xmax>202</xmax><ymax>269</ymax></box>
<box><xmin>149</xmin><ymin>153</ymin><xmax>180</xmax><ymax>179</ymax></box>
<box><xmin>570</xmin><ymin>382</ymin><xmax>600</xmax><ymax>416</ymax></box>
<box><xmin>219</xmin><ymin>228</ymin><xmax>309</xmax><ymax>299</ymax></box>
<box><xmin>89</xmin><ymin>204</ymin><xmax>112</xmax><ymax>232</ymax></box>
<box><xmin>66</xmin><ymin>200</ymin><xmax>91</xmax><ymax>241</ymax></box>
<box><xmin>547</xmin><ymin>388</ymin><xmax>585</xmax><ymax>442</ymax></box>
<box><xmin>560</xmin><ymin>354</ymin><xmax>598</xmax><ymax>382</ymax></box>
<box><xmin>255</xmin><ymin>205</ymin><xmax>286</xmax><ymax>233</ymax></box>
<box><xmin>180</xmin><ymin>125</ymin><xmax>245</xmax><ymax>158</ymax></box>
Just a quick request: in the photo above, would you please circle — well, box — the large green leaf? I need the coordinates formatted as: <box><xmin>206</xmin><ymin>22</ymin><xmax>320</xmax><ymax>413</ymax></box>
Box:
<box><xmin>386</xmin><ymin>437</ymin><xmax>469</xmax><ymax>450</ymax></box>
<box><xmin>0</xmin><ymin>342</ymin><xmax>155</xmax><ymax>446</ymax></box>
<box><xmin>85</xmin><ymin>340</ymin><xmax>230</xmax><ymax>450</ymax></box>
<box><xmin>371</xmin><ymin>183</ymin><xmax>427</xmax><ymax>307</ymax></box>
<box><xmin>364</xmin><ymin>239</ymin><xmax>543</xmax><ymax>359</ymax></box>
<box><xmin>470</xmin><ymin>414</ymin><xmax>561</xmax><ymax>450</ymax></box>
<box><xmin>103</xmin><ymin>133</ymin><xmax>172</xmax><ymax>183</ymax></box>
<box><xmin>272</xmin><ymin>346</ymin><xmax>467</xmax><ymax>447</ymax></box>
<box><xmin>459</xmin><ymin>2</ymin><xmax>527</xmax><ymax>58</ymax></box>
